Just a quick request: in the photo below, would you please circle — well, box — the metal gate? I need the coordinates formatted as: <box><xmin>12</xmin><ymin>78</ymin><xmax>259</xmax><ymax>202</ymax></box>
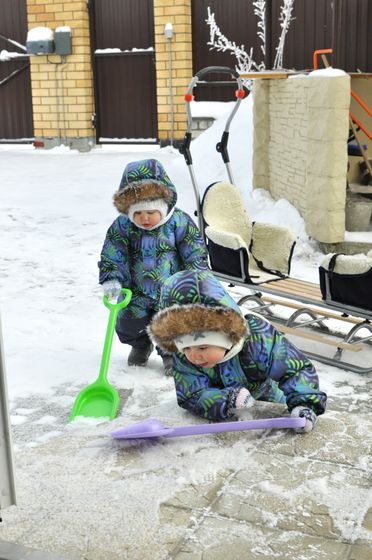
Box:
<box><xmin>0</xmin><ymin>0</ymin><xmax>33</xmax><ymax>141</ymax></box>
<box><xmin>90</xmin><ymin>0</ymin><xmax>158</xmax><ymax>143</ymax></box>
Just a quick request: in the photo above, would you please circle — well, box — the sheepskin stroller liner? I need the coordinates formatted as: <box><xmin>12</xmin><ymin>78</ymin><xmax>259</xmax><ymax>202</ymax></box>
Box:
<box><xmin>319</xmin><ymin>253</ymin><xmax>372</xmax><ymax>312</ymax></box>
<box><xmin>201</xmin><ymin>181</ymin><xmax>296</xmax><ymax>285</ymax></box>
<box><xmin>179</xmin><ymin>66</ymin><xmax>372</xmax><ymax>374</ymax></box>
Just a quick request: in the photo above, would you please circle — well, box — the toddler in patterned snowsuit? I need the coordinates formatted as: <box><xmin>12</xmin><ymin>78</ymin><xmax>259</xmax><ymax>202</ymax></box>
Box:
<box><xmin>149</xmin><ymin>269</ymin><xmax>327</xmax><ymax>432</ymax></box>
<box><xmin>98</xmin><ymin>159</ymin><xmax>208</xmax><ymax>374</ymax></box>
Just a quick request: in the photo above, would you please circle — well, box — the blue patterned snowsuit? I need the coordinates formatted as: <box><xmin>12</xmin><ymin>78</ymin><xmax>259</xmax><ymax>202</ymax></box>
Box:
<box><xmin>98</xmin><ymin>160</ymin><xmax>208</xmax><ymax>350</ymax></box>
<box><xmin>158</xmin><ymin>271</ymin><xmax>327</xmax><ymax>420</ymax></box>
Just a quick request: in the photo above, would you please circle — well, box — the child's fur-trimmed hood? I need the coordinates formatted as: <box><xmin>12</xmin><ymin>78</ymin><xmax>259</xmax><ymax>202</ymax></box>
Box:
<box><xmin>113</xmin><ymin>159</ymin><xmax>177</xmax><ymax>215</ymax></box>
<box><xmin>148</xmin><ymin>270</ymin><xmax>248</xmax><ymax>353</ymax></box>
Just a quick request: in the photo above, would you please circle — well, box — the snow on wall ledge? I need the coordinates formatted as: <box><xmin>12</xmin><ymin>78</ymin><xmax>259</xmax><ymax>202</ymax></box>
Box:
<box><xmin>252</xmin><ymin>70</ymin><xmax>350</xmax><ymax>244</ymax></box>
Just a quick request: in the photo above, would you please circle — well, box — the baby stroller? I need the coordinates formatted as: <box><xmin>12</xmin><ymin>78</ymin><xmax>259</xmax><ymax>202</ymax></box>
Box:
<box><xmin>178</xmin><ymin>67</ymin><xmax>372</xmax><ymax>376</ymax></box>
<box><xmin>179</xmin><ymin>66</ymin><xmax>296</xmax><ymax>286</ymax></box>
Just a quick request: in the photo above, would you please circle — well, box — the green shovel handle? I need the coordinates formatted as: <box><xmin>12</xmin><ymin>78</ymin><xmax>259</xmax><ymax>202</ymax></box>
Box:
<box><xmin>98</xmin><ymin>288</ymin><xmax>132</xmax><ymax>383</ymax></box>
<box><xmin>103</xmin><ymin>287</ymin><xmax>132</xmax><ymax>311</ymax></box>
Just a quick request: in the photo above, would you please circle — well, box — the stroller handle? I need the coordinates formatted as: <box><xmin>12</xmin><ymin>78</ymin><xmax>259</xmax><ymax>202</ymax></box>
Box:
<box><xmin>179</xmin><ymin>66</ymin><xmax>246</xmax><ymax>235</ymax></box>
<box><xmin>180</xmin><ymin>66</ymin><xmax>244</xmax><ymax>157</ymax></box>
<box><xmin>194</xmin><ymin>66</ymin><xmax>240</xmax><ymax>80</ymax></box>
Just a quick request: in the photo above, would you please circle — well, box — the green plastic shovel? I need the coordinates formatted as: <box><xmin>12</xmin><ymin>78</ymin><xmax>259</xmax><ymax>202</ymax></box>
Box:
<box><xmin>69</xmin><ymin>288</ymin><xmax>132</xmax><ymax>421</ymax></box>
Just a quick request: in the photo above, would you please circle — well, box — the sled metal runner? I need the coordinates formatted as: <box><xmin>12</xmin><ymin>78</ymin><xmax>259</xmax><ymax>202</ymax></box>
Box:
<box><xmin>180</xmin><ymin>66</ymin><xmax>372</xmax><ymax>375</ymax></box>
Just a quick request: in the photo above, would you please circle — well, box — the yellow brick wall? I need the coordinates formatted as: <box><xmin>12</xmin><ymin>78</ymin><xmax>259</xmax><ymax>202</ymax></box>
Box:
<box><xmin>26</xmin><ymin>0</ymin><xmax>193</xmax><ymax>146</ymax></box>
<box><xmin>26</xmin><ymin>0</ymin><xmax>94</xmax><ymax>146</ymax></box>
<box><xmin>154</xmin><ymin>0</ymin><xmax>193</xmax><ymax>142</ymax></box>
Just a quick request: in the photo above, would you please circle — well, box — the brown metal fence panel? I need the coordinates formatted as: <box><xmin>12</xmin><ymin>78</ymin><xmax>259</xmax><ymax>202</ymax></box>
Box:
<box><xmin>192</xmin><ymin>0</ymin><xmax>259</xmax><ymax>101</ymax></box>
<box><xmin>94</xmin><ymin>53</ymin><xmax>157</xmax><ymax>140</ymax></box>
<box><xmin>91</xmin><ymin>0</ymin><xmax>157</xmax><ymax>142</ymax></box>
<box><xmin>0</xmin><ymin>0</ymin><xmax>33</xmax><ymax>140</ymax></box>
<box><xmin>93</xmin><ymin>0</ymin><xmax>155</xmax><ymax>50</ymax></box>
<box><xmin>333</xmin><ymin>0</ymin><xmax>372</xmax><ymax>72</ymax></box>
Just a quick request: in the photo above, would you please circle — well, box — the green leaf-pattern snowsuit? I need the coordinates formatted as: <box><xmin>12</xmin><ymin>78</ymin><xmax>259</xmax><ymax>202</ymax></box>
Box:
<box><xmin>158</xmin><ymin>270</ymin><xmax>327</xmax><ymax>421</ymax></box>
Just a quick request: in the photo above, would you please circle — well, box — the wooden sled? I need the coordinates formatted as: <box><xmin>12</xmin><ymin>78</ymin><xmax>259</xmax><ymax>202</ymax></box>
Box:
<box><xmin>225</xmin><ymin>275</ymin><xmax>372</xmax><ymax>375</ymax></box>
<box><xmin>179</xmin><ymin>66</ymin><xmax>372</xmax><ymax>374</ymax></box>
<box><xmin>201</xmin><ymin>183</ymin><xmax>372</xmax><ymax>374</ymax></box>
<box><xmin>202</xmin><ymin>191</ymin><xmax>372</xmax><ymax>374</ymax></box>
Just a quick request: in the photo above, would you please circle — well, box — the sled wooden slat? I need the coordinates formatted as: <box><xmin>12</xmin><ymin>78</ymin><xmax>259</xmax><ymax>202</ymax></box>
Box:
<box><xmin>261</xmin><ymin>278</ymin><xmax>322</xmax><ymax>301</ymax></box>
<box><xmin>271</xmin><ymin>322</ymin><xmax>363</xmax><ymax>352</ymax></box>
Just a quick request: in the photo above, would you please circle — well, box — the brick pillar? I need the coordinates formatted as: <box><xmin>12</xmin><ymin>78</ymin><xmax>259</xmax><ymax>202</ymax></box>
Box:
<box><xmin>154</xmin><ymin>0</ymin><xmax>193</xmax><ymax>144</ymax></box>
<box><xmin>26</xmin><ymin>0</ymin><xmax>95</xmax><ymax>151</ymax></box>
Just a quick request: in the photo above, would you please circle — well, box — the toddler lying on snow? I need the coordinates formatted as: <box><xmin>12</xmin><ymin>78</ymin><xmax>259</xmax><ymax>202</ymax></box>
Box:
<box><xmin>149</xmin><ymin>270</ymin><xmax>327</xmax><ymax>433</ymax></box>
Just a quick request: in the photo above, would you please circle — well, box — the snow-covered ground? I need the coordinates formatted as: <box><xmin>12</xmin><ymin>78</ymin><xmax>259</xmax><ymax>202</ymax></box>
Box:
<box><xmin>0</xmin><ymin>95</ymin><xmax>371</xmax><ymax>559</ymax></box>
<box><xmin>0</xmin><ymin>95</ymin><xmax>323</xmax><ymax>403</ymax></box>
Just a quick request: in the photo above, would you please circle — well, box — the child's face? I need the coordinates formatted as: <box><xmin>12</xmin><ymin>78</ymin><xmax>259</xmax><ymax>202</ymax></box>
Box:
<box><xmin>133</xmin><ymin>210</ymin><xmax>162</xmax><ymax>228</ymax></box>
<box><xmin>183</xmin><ymin>345</ymin><xmax>227</xmax><ymax>368</ymax></box>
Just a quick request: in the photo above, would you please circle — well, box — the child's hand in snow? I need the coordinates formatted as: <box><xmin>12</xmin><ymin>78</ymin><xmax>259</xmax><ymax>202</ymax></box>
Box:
<box><xmin>291</xmin><ymin>406</ymin><xmax>317</xmax><ymax>433</ymax></box>
<box><xmin>234</xmin><ymin>387</ymin><xmax>254</xmax><ymax>409</ymax></box>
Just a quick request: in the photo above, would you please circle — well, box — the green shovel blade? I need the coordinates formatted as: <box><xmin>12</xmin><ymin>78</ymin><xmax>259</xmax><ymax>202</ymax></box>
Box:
<box><xmin>69</xmin><ymin>288</ymin><xmax>132</xmax><ymax>421</ymax></box>
<box><xmin>69</xmin><ymin>383</ymin><xmax>120</xmax><ymax>420</ymax></box>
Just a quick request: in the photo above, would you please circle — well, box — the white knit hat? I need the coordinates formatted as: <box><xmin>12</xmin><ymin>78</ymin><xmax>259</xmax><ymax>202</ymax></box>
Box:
<box><xmin>128</xmin><ymin>199</ymin><xmax>168</xmax><ymax>224</ymax></box>
<box><xmin>174</xmin><ymin>331</ymin><xmax>233</xmax><ymax>352</ymax></box>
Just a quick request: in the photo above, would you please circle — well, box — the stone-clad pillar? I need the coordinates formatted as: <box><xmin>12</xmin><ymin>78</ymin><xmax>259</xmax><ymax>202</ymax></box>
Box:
<box><xmin>253</xmin><ymin>74</ymin><xmax>350</xmax><ymax>243</ymax></box>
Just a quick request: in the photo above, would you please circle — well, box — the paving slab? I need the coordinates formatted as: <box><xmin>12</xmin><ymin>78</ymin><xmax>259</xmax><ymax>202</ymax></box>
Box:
<box><xmin>0</xmin><ymin>376</ymin><xmax>371</xmax><ymax>560</ymax></box>
<box><xmin>0</xmin><ymin>539</ymin><xmax>73</xmax><ymax>560</ymax></box>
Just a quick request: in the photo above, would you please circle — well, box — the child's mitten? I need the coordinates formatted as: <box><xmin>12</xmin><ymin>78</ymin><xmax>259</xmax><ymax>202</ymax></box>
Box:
<box><xmin>291</xmin><ymin>406</ymin><xmax>317</xmax><ymax>433</ymax></box>
<box><xmin>234</xmin><ymin>387</ymin><xmax>254</xmax><ymax>409</ymax></box>
<box><xmin>102</xmin><ymin>280</ymin><xmax>121</xmax><ymax>298</ymax></box>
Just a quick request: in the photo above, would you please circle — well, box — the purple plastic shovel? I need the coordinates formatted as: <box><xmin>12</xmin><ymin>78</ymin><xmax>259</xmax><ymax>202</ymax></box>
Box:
<box><xmin>110</xmin><ymin>416</ymin><xmax>306</xmax><ymax>440</ymax></box>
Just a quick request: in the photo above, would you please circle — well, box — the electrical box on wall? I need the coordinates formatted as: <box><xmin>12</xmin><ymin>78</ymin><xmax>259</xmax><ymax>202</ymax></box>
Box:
<box><xmin>26</xmin><ymin>26</ymin><xmax>54</xmax><ymax>55</ymax></box>
<box><xmin>54</xmin><ymin>27</ymin><xmax>72</xmax><ymax>56</ymax></box>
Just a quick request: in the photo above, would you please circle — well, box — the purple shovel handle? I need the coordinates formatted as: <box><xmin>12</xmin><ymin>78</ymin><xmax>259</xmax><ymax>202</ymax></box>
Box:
<box><xmin>110</xmin><ymin>416</ymin><xmax>307</xmax><ymax>440</ymax></box>
<box><xmin>165</xmin><ymin>416</ymin><xmax>305</xmax><ymax>438</ymax></box>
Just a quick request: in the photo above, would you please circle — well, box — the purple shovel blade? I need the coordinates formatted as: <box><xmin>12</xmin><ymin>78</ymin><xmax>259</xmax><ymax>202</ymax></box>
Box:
<box><xmin>110</xmin><ymin>416</ymin><xmax>306</xmax><ymax>440</ymax></box>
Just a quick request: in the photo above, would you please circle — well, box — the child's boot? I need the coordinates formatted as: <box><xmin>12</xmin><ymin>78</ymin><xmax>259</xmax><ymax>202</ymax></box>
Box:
<box><xmin>162</xmin><ymin>355</ymin><xmax>173</xmax><ymax>376</ymax></box>
<box><xmin>127</xmin><ymin>343</ymin><xmax>154</xmax><ymax>366</ymax></box>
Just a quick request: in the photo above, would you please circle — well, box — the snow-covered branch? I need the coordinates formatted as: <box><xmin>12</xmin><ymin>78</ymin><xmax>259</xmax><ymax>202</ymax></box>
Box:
<box><xmin>274</xmin><ymin>0</ymin><xmax>295</xmax><ymax>69</ymax></box>
<box><xmin>206</xmin><ymin>7</ymin><xmax>264</xmax><ymax>77</ymax></box>
<box><xmin>206</xmin><ymin>0</ymin><xmax>296</xmax><ymax>78</ymax></box>
<box><xmin>253</xmin><ymin>0</ymin><xmax>266</xmax><ymax>57</ymax></box>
